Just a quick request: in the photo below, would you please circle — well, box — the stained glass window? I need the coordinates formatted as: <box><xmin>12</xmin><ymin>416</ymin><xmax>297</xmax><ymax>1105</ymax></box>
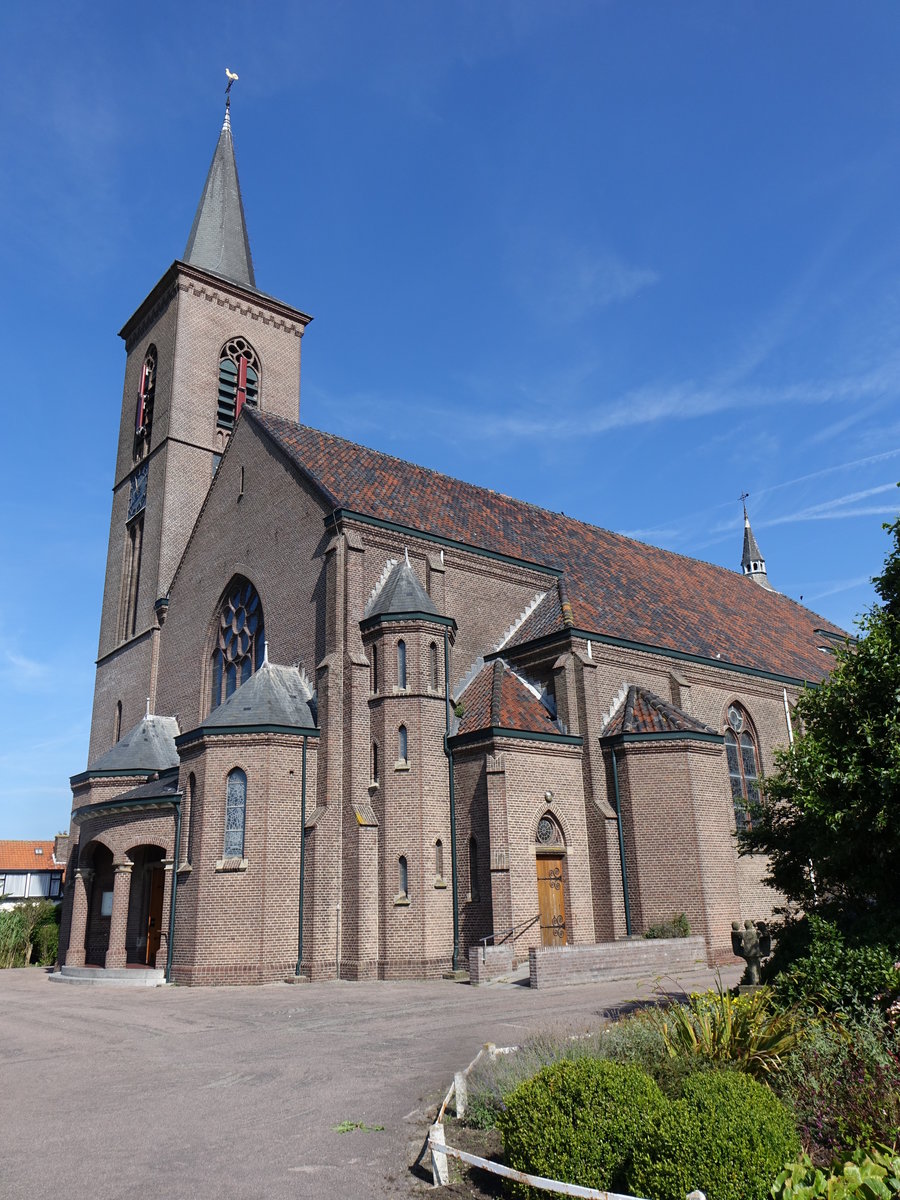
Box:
<box><xmin>725</xmin><ymin>704</ymin><xmax>761</xmax><ymax>832</ymax></box>
<box><xmin>537</xmin><ymin>814</ymin><xmax>563</xmax><ymax>845</ymax></box>
<box><xmin>224</xmin><ymin>768</ymin><xmax>247</xmax><ymax>858</ymax></box>
<box><xmin>217</xmin><ymin>337</ymin><xmax>259</xmax><ymax>431</ymax></box>
<box><xmin>210</xmin><ymin>579</ymin><xmax>265</xmax><ymax>710</ymax></box>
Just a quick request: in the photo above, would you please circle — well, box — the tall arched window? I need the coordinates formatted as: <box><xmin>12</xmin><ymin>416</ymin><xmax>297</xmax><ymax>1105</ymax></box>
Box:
<box><xmin>371</xmin><ymin>741</ymin><xmax>380</xmax><ymax>785</ymax></box>
<box><xmin>434</xmin><ymin>839</ymin><xmax>444</xmax><ymax>878</ymax></box>
<box><xmin>187</xmin><ymin>773</ymin><xmax>197</xmax><ymax>864</ymax></box>
<box><xmin>428</xmin><ymin>642</ymin><xmax>439</xmax><ymax>691</ymax></box>
<box><xmin>113</xmin><ymin>701</ymin><xmax>122</xmax><ymax>744</ymax></box>
<box><xmin>134</xmin><ymin>345</ymin><xmax>157</xmax><ymax>458</ymax></box>
<box><xmin>724</xmin><ymin>704</ymin><xmax>761</xmax><ymax>832</ymax></box>
<box><xmin>397</xmin><ymin>639</ymin><xmax>407</xmax><ymax>689</ymax></box>
<box><xmin>210</xmin><ymin>578</ymin><xmax>265</xmax><ymax>710</ymax></box>
<box><xmin>398</xmin><ymin>725</ymin><xmax>408</xmax><ymax>764</ymax></box>
<box><xmin>398</xmin><ymin>855</ymin><xmax>408</xmax><ymax>898</ymax></box>
<box><xmin>223</xmin><ymin>768</ymin><xmax>247</xmax><ymax>858</ymax></box>
<box><xmin>217</xmin><ymin>337</ymin><xmax>260</xmax><ymax>431</ymax></box>
<box><xmin>469</xmin><ymin>836</ymin><xmax>480</xmax><ymax>902</ymax></box>
<box><xmin>370</xmin><ymin>643</ymin><xmax>379</xmax><ymax>693</ymax></box>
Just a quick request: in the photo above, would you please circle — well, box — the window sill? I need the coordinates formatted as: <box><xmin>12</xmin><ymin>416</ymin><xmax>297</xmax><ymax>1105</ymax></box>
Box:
<box><xmin>368</xmin><ymin>780</ymin><xmax>379</xmax><ymax>792</ymax></box>
<box><xmin>392</xmin><ymin>687</ymin><xmax>411</xmax><ymax>696</ymax></box>
<box><xmin>393</xmin><ymin>894</ymin><xmax>410</xmax><ymax>907</ymax></box>
<box><xmin>215</xmin><ymin>857</ymin><xmax>248</xmax><ymax>873</ymax></box>
<box><xmin>176</xmin><ymin>862</ymin><xmax>192</xmax><ymax>874</ymax></box>
<box><xmin>433</xmin><ymin>878</ymin><xmax>447</xmax><ymax>890</ymax></box>
<box><xmin>394</xmin><ymin>760</ymin><xmax>410</xmax><ymax>772</ymax></box>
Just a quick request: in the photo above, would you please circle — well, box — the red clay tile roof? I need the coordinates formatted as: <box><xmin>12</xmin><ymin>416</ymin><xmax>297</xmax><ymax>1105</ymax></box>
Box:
<box><xmin>456</xmin><ymin>661</ymin><xmax>562</xmax><ymax>737</ymax></box>
<box><xmin>0</xmin><ymin>841</ymin><xmax>64</xmax><ymax>873</ymax></box>
<box><xmin>250</xmin><ymin>411</ymin><xmax>846</xmax><ymax>682</ymax></box>
<box><xmin>602</xmin><ymin>686</ymin><xmax>717</xmax><ymax>737</ymax></box>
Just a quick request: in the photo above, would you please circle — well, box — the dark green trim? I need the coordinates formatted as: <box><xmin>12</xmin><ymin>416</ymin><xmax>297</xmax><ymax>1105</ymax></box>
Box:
<box><xmin>295</xmin><ymin>736</ymin><xmax>309</xmax><ymax>977</ymax></box>
<box><xmin>70</xmin><ymin>767</ymin><xmax>160</xmax><ymax>786</ymax></box>
<box><xmin>488</xmin><ymin>627</ymin><xmax>819</xmax><ymax>689</ymax></box>
<box><xmin>609</xmin><ymin>747</ymin><xmax>632</xmax><ymax>937</ymax></box>
<box><xmin>330</xmin><ymin>509</ymin><xmax>563</xmax><ymax>578</ymax></box>
<box><xmin>602</xmin><ymin>731</ymin><xmax>725</xmax><ymax>746</ymax></box>
<box><xmin>360</xmin><ymin>611</ymin><xmax>457</xmax><ymax>632</ymax></box>
<box><xmin>450</xmin><ymin>726</ymin><xmax>583</xmax><ymax>750</ymax></box>
<box><xmin>73</xmin><ymin>794</ymin><xmax>182</xmax><ymax>822</ymax></box>
<box><xmin>176</xmin><ymin>724</ymin><xmax>320</xmax><ymax>748</ymax></box>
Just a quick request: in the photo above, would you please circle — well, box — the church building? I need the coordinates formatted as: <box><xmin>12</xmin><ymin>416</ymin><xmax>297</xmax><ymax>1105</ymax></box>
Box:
<box><xmin>58</xmin><ymin>102</ymin><xmax>843</xmax><ymax>985</ymax></box>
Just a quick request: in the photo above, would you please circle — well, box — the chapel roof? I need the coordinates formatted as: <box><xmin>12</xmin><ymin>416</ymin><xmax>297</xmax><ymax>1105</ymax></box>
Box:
<box><xmin>183</xmin><ymin>106</ymin><xmax>256</xmax><ymax>289</ymax></box>
<box><xmin>200</xmin><ymin>661</ymin><xmax>317</xmax><ymax>731</ymax></box>
<box><xmin>249</xmin><ymin>411</ymin><xmax>845</xmax><ymax>683</ymax></box>
<box><xmin>455</xmin><ymin>660</ymin><xmax>561</xmax><ymax>738</ymax></box>
<box><xmin>601</xmin><ymin>685</ymin><xmax>718</xmax><ymax>738</ymax></box>
<box><xmin>366</xmin><ymin>556</ymin><xmax>439</xmax><ymax>619</ymax></box>
<box><xmin>86</xmin><ymin>714</ymin><xmax>180</xmax><ymax>774</ymax></box>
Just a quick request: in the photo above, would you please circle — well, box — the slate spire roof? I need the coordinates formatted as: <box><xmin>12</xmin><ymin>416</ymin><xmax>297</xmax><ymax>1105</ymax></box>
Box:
<box><xmin>248</xmin><ymin>410</ymin><xmax>845</xmax><ymax>683</ymax></box>
<box><xmin>601</xmin><ymin>685</ymin><xmax>717</xmax><ymax>738</ymax></box>
<box><xmin>200</xmin><ymin>661</ymin><xmax>317</xmax><ymax>731</ymax></box>
<box><xmin>85</xmin><ymin>713</ymin><xmax>180</xmax><ymax>774</ymax></box>
<box><xmin>741</xmin><ymin>504</ymin><xmax>772</xmax><ymax>591</ymax></box>
<box><xmin>183</xmin><ymin>104</ymin><xmax>256</xmax><ymax>288</ymax></box>
<box><xmin>365</xmin><ymin>556</ymin><xmax>440</xmax><ymax>619</ymax></box>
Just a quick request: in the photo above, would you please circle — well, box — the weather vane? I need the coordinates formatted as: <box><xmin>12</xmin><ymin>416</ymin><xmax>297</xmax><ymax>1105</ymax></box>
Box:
<box><xmin>739</xmin><ymin>490</ymin><xmax>750</xmax><ymax>518</ymax></box>
<box><xmin>225</xmin><ymin>67</ymin><xmax>239</xmax><ymax>110</ymax></box>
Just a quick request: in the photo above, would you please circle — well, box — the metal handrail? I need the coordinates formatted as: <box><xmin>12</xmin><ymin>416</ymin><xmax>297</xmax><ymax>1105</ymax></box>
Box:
<box><xmin>477</xmin><ymin>913</ymin><xmax>540</xmax><ymax>961</ymax></box>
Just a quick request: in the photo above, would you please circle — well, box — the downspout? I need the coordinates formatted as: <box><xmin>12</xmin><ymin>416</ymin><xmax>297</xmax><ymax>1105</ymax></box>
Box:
<box><xmin>443</xmin><ymin>628</ymin><xmax>460</xmax><ymax>971</ymax></box>
<box><xmin>165</xmin><ymin>797</ymin><xmax>182</xmax><ymax>981</ymax></box>
<box><xmin>609</xmin><ymin>746</ymin><xmax>632</xmax><ymax>937</ymax></box>
<box><xmin>295</xmin><ymin>736</ymin><xmax>308</xmax><ymax>976</ymax></box>
<box><xmin>782</xmin><ymin>688</ymin><xmax>794</xmax><ymax>746</ymax></box>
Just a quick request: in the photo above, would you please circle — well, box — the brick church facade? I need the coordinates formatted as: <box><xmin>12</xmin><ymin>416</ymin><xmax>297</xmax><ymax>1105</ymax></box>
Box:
<box><xmin>58</xmin><ymin>104</ymin><xmax>842</xmax><ymax>984</ymax></box>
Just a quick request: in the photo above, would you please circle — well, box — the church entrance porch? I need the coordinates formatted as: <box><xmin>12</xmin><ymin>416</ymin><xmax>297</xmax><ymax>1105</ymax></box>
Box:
<box><xmin>125</xmin><ymin>845</ymin><xmax>166</xmax><ymax>966</ymax></box>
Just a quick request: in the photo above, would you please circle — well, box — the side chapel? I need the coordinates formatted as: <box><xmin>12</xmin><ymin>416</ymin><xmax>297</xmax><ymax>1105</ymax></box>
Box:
<box><xmin>58</xmin><ymin>102</ymin><xmax>843</xmax><ymax>984</ymax></box>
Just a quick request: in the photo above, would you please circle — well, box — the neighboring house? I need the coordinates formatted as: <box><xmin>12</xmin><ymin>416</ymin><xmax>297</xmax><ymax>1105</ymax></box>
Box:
<box><xmin>57</xmin><ymin>102</ymin><xmax>844</xmax><ymax>985</ymax></box>
<box><xmin>0</xmin><ymin>838</ymin><xmax>68</xmax><ymax>909</ymax></box>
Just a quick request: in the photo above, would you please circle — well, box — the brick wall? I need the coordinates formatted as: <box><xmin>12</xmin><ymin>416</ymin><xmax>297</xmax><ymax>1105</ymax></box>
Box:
<box><xmin>529</xmin><ymin>935</ymin><xmax>708</xmax><ymax>988</ymax></box>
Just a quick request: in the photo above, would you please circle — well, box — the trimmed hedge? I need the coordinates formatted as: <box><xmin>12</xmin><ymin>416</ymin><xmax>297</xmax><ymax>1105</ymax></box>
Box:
<box><xmin>626</xmin><ymin>1070</ymin><xmax>800</xmax><ymax>1200</ymax></box>
<box><xmin>497</xmin><ymin>1059</ymin><xmax>667</xmax><ymax>1197</ymax></box>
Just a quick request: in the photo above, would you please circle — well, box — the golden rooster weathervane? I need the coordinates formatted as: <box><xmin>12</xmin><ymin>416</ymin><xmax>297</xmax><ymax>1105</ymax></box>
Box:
<box><xmin>225</xmin><ymin>68</ymin><xmax>239</xmax><ymax>111</ymax></box>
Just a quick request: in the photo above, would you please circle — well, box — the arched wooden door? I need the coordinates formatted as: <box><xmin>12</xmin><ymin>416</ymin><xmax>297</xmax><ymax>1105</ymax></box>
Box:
<box><xmin>536</xmin><ymin>855</ymin><xmax>567</xmax><ymax>946</ymax></box>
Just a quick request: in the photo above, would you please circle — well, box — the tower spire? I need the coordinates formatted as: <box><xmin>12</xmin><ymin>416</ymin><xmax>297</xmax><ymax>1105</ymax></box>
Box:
<box><xmin>183</xmin><ymin>70</ymin><xmax>256</xmax><ymax>289</ymax></box>
<box><xmin>739</xmin><ymin>493</ymin><xmax>773</xmax><ymax>590</ymax></box>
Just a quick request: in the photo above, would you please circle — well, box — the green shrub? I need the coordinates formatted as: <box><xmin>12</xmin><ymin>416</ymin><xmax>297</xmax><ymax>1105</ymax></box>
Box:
<box><xmin>771</xmin><ymin>1147</ymin><xmax>900</xmax><ymax>1200</ymax></box>
<box><xmin>768</xmin><ymin>916</ymin><xmax>900</xmax><ymax>1017</ymax></box>
<box><xmin>497</xmin><ymin>1059</ymin><xmax>667</xmax><ymax>1197</ymax></box>
<box><xmin>648</xmin><ymin>983</ymin><xmax>807</xmax><ymax>1078</ymax></box>
<box><xmin>0</xmin><ymin>901</ymin><xmax>61</xmax><ymax>968</ymax></box>
<box><xmin>627</xmin><ymin>1070</ymin><xmax>800</xmax><ymax>1200</ymax></box>
<box><xmin>0</xmin><ymin>908</ymin><xmax>27</xmax><ymax>968</ymax></box>
<box><xmin>645</xmin><ymin>912</ymin><xmax>691</xmax><ymax>939</ymax></box>
<box><xmin>773</xmin><ymin>1011</ymin><xmax>900</xmax><ymax>1163</ymax></box>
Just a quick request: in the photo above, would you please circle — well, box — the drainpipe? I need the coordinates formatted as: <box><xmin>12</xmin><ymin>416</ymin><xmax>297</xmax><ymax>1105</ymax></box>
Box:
<box><xmin>443</xmin><ymin>628</ymin><xmax>460</xmax><ymax>972</ymax></box>
<box><xmin>610</xmin><ymin>747</ymin><xmax>632</xmax><ymax>937</ymax></box>
<box><xmin>165</xmin><ymin>797</ymin><xmax>182</xmax><ymax>982</ymax></box>
<box><xmin>295</xmin><ymin>737</ymin><xmax>308</xmax><ymax>976</ymax></box>
<box><xmin>782</xmin><ymin>688</ymin><xmax>794</xmax><ymax>746</ymax></box>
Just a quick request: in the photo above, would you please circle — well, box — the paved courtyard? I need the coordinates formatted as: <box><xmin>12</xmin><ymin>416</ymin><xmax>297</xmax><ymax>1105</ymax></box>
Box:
<box><xmin>1</xmin><ymin>963</ymin><xmax>738</xmax><ymax>1199</ymax></box>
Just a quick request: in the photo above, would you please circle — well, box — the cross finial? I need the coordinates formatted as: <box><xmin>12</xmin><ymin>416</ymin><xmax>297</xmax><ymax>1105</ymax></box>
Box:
<box><xmin>739</xmin><ymin>490</ymin><xmax>750</xmax><ymax>520</ymax></box>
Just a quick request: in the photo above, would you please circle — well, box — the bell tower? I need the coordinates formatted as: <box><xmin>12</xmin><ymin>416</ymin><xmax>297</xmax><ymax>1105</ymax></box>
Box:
<box><xmin>87</xmin><ymin>94</ymin><xmax>313</xmax><ymax>763</ymax></box>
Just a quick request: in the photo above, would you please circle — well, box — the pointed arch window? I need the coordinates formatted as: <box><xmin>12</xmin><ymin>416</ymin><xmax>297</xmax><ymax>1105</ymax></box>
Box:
<box><xmin>428</xmin><ymin>642</ymin><xmax>439</xmax><ymax>691</ymax></box>
<box><xmin>210</xmin><ymin>579</ymin><xmax>265</xmax><ymax>710</ymax></box>
<box><xmin>397</xmin><ymin>640</ymin><xmax>407</xmax><ymax>689</ymax></box>
<box><xmin>370</xmin><ymin>643</ymin><xmax>379</xmax><ymax>693</ymax></box>
<box><xmin>223</xmin><ymin>768</ymin><xmax>247</xmax><ymax>859</ymax></box>
<box><xmin>217</xmin><ymin>337</ymin><xmax>260</xmax><ymax>431</ymax></box>
<box><xmin>434</xmin><ymin>839</ymin><xmax>444</xmax><ymax>878</ymax></box>
<box><xmin>371</xmin><ymin>741</ymin><xmax>380</xmax><ymax>785</ymax></box>
<box><xmin>724</xmin><ymin>704</ymin><xmax>761</xmax><ymax>832</ymax></box>
<box><xmin>134</xmin><ymin>345</ymin><xmax>157</xmax><ymax>458</ymax></box>
<box><xmin>398</xmin><ymin>855</ymin><xmax>409</xmax><ymax>898</ymax></box>
<box><xmin>398</xmin><ymin>725</ymin><xmax>408</xmax><ymax>765</ymax></box>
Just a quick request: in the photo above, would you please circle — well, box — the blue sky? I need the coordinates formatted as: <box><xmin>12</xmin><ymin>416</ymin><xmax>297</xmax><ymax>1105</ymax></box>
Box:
<box><xmin>2</xmin><ymin>1</ymin><xmax>899</xmax><ymax>839</ymax></box>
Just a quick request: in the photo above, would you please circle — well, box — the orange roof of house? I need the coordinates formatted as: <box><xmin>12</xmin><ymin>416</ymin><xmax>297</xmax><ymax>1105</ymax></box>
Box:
<box><xmin>0</xmin><ymin>841</ymin><xmax>64</xmax><ymax>873</ymax></box>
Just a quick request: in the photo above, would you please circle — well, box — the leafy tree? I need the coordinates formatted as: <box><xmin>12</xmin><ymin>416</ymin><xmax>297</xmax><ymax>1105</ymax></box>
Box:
<box><xmin>740</xmin><ymin>510</ymin><xmax>900</xmax><ymax>932</ymax></box>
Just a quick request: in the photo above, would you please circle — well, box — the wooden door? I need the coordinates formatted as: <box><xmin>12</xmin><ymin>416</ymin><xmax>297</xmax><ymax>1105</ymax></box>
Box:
<box><xmin>146</xmin><ymin>868</ymin><xmax>164</xmax><ymax>965</ymax></box>
<box><xmin>536</xmin><ymin>855</ymin><xmax>567</xmax><ymax>946</ymax></box>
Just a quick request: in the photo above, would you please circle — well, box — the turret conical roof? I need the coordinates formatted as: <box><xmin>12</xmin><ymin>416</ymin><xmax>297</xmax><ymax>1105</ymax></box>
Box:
<box><xmin>86</xmin><ymin>713</ymin><xmax>180</xmax><ymax>774</ymax></box>
<box><xmin>183</xmin><ymin>105</ymin><xmax>256</xmax><ymax>288</ymax></box>
<box><xmin>366</xmin><ymin>557</ymin><xmax>439</xmax><ymax>619</ymax></box>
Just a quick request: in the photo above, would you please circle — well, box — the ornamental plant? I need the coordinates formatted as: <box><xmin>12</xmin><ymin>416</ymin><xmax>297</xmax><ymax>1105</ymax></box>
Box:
<box><xmin>771</xmin><ymin>1147</ymin><xmax>900</xmax><ymax>1200</ymax></box>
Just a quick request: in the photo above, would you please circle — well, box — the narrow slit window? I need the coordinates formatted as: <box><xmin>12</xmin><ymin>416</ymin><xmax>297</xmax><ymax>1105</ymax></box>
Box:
<box><xmin>428</xmin><ymin>642</ymin><xmax>439</xmax><ymax>690</ymax></box>
<box><xmin>398</xmin><ymin>725</ymin><xmax>408</xmax><ymax>764</ymax></box>
<box><xmin>469</xmin><ymin>836</ymin><xmax>480</xmax><ymax>902</ymax></box>
<box><xmin>434</xmin><ymin>839</ymin><xmax>444</xmax><ymax>878</ymax></box>
<box><xmin>397</xmin><ymin>640</ymin><xmax>407</xmax><ymax>689</ymax></box>
<box><xmin>372</xmin><ymin>741</ymin><xmax>379</xmax><ymax>785</ymax></box>
<box><xmin>398</xmin><ymin>855</ymin><xmax>408</xmax><ymax>898</ymax></box>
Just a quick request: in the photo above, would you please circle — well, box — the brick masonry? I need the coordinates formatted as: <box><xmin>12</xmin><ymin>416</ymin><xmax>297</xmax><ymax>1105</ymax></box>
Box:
<box><xmin>60</xmin><ymin>247</ymin><xmax>819</xmax><ymax>984</ymax></box>
<box><xmin>529</xmin><ymin>935</ymin><xmax>709</xmax><ymax>989</ymax></box>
